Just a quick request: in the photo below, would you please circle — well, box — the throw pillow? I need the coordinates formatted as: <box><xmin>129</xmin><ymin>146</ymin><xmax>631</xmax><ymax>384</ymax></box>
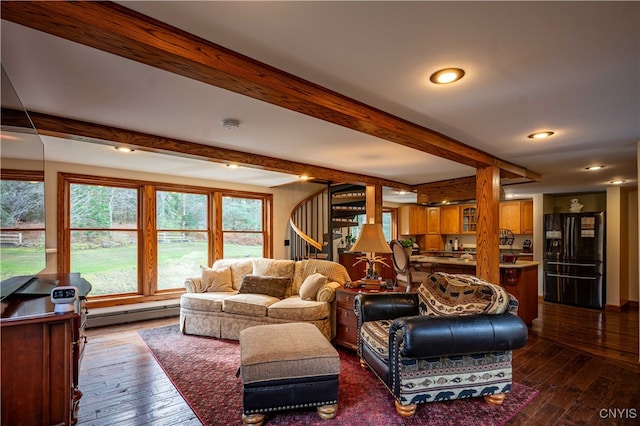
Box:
<box><xmin>252</xmin><ymin>258</ymin><xmax>295</xmax><ymax>279</ymax></box>
<box><xmin>200</xmin><ymin>266</ymin><xmax>233</xmax><ymax>292</ymax></box>
<box><xmin>239</xmin><ymin>275</ymin><xmax>290</xmax><ymax>299</ymax></box>
<box><xmin>299</xmin><ymin>272</ymin><xmax>328</xmax><ymax>301</ymax></box>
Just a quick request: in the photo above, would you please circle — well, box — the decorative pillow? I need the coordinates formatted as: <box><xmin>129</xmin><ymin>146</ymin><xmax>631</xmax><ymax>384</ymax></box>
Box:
<box><xmin>200</xmin><ymin>266</ymin><xmax>233</xmax><ymax>292</ymax></box>
<box><xmin>239</xmin><ymin>275</ymin><xmax>290</xmax><ymax>299</ymax></box>
<box><xmin>417</xmin><ymin>272</ymin><xmax>510</xmax><ymax>316</ymax></box>
<box><xmin>299</xmin><ymin>273</ymin><xmax>328</xmax><ymax>301</ymax></box>
<box><xmin>252</xmin><ymin>259</ymin><xmax>295</xmax><ymax>279</ymax></box>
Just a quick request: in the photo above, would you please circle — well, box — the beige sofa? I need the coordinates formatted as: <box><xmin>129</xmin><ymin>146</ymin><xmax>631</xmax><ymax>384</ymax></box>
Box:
<box><xmin>180</xmin><ymin>258</ymin><xmax>351</xmax><ymax>341</ymax></box>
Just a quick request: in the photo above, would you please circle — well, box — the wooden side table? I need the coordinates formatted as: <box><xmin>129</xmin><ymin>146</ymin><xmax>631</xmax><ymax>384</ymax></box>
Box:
<box><xmin>334</xmin><ymin>284</ymin><xmax>396</xmax><ymax>350</ymax></box>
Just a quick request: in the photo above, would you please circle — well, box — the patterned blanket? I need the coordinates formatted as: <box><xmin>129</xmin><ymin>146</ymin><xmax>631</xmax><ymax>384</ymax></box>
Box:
<box><xmin>417</xmin><ymin>272</ymin><xmax>513</xmax><ymax>316</ymax></box>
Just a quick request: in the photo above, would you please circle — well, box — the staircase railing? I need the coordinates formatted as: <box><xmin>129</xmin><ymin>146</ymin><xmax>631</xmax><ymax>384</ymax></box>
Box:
<box><xmin>289</xmin><ymin>187</ymin><xmax>332</xmax><ymax>260</ymax></box>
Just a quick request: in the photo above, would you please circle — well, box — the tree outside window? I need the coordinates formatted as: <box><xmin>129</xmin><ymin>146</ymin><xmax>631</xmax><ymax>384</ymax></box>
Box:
<box><xmin>156</xmin><ymin>191</ymin><xmax>208</xmax><ymax>290</ymax></box>
<box><xmin>69</xmin><ymin>183</ymin><xmax>138</xmax><ymax>296</ymax></box>
<box><xmin>0</xmin><ymin>175</ymin><xmax>45</xmax><ymax>280</ymax></box>
<box><xmin>222</xmin><ymin>196</ymin><xmax>264</xmax><ymax>258</ymax></box>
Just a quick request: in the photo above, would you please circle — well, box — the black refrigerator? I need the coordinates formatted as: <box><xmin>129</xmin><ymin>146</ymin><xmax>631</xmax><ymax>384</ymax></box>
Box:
<box><xmin>543</xmin><ymin>212</ymin><xmax>605</xmax><ymax>309</ymax></box>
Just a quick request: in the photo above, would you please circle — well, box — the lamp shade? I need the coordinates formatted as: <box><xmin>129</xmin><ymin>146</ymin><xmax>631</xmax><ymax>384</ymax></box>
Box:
<box><xmin>350</xmin><ymin>223</ymin><xmax>392</xmax><ymax>254</ymax></box>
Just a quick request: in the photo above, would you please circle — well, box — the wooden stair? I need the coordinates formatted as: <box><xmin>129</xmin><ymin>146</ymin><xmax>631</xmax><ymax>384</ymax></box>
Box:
<box><xmin>289</xmin><ymin>183</ymin><xmax>366</xmax><ymax>260</ymax></box>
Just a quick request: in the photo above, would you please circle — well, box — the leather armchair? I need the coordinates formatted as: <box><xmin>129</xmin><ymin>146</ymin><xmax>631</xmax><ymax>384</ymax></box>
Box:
<box><xmin>354</xmin><ymin>290</ymin><xmax>528</xmax><ymax>417</ymax></box>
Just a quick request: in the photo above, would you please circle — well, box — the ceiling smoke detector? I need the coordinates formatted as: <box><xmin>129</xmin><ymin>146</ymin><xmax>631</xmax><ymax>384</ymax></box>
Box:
<box><xmin>222</xmin><ymin>118</ymin><xmax>240</xmax><ymax>131</ymax></box>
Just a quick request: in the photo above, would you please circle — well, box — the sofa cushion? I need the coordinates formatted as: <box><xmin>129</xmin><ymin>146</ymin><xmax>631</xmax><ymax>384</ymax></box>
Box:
<box><xmin>267</xmin><ymin>297</ymin><xmax>331</xmax><ymax>321</ymax></box>
<box><xmin>252</xmin><ymin>258</ymin><xmax>296</xmax><ymax>279</ymax></box>
<box><xmin>181</xmin><ymin>292</ymin><xmax>236</xmax><ymax>312</ymax></box>
<box><xmin>418</xmin><ymin>272</ymin><xmax>510</xmax><ymax>317</ymax></box>
<box><xmin>360</xmin><ymin>319</ymin><xmax>393</xmax><ymax>362</ymax></box>
<box><xmin>201</xmin><ymin>265</ymin><xmax>233</xmax><ymax>292</ymax></box>
<box><xmin>239</xmin><ymin>275</ymin><xmax>290</xmax><ymax>299</ymax></box>
<box><xmin>223</xmin><ymin>293</ymin><xmax>280</xmax><ymax>317</ymax></box>
<box><xmin>293</xmin><ymin>259</ymin><xmax>352</xmax><ymax>294</ymax></box>
<box><xmin>211</xmin><ymin>258</ymin><xmax>255</xmax><ymax>290</ymax></box>
<box><xmin>299</xmin><ymin>273</ymin><xmax>328</xmax><ymax>301</ymax></box>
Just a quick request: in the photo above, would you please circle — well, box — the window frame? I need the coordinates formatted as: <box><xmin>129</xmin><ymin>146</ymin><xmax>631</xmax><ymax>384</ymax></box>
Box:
<box><xmin>59</xmin><ymin>173</ymin><xmax>273</xmax><ymax>308</ymax></box>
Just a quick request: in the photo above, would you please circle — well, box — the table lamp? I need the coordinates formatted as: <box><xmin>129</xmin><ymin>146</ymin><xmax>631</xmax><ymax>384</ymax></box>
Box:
<box><xmin>350</xmin><ymin>223</ymin><xmax>392</xmax><ymax>281</ymax></box>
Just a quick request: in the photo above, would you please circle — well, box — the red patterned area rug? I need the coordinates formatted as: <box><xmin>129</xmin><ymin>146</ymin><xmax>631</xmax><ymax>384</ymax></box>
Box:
<box><xmin>138</xmin><ymin>325</ymin><xmax>538</xmax><ymax>426</ymax></box>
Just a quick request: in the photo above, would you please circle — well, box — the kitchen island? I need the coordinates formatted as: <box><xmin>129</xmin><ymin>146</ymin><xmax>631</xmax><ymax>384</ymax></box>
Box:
<box><xmin>411</xmin><ymin>255</ymin><xmax>539</xmax><ymax>325</ymax></box>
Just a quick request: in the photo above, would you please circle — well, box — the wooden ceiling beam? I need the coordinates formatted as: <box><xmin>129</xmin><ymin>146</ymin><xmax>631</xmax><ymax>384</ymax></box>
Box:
<box><xmin>27</xmin><ymin>111</ymin><xmax>411</xmax><ymax>190</ymax></box>
<box><xmin>1</xmin><ymin>1</ymin><xmax>541</xmax><ymax>182</ymax></box>
<box><xmin>416</xmin><ymin>176</ymin><xmax>477</xmax><ymax>204</ymax></box>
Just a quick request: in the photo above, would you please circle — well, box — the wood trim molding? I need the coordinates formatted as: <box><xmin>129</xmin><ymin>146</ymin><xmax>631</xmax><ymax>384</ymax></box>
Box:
<box><xmin>2</xmin><ymin>1</ymin><xmax>541</xmax><ymax>182</ymax></box>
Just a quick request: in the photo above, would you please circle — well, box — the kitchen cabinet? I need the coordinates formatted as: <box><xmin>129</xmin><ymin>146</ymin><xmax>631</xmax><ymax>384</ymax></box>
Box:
<box><xmin>423</xmin><ymin>234</ymin><xmax>444</xmax><ymax>251</ymax></box>
<box><xmin>520</xmin><ymin>200</ymin><xmax>534</xmax><ymax>234</ymax></box>
<box><xmin>439</xmin><ymin>205</ymin><xmax>460</xmax><ymax>234</ymax></box>
<box><xmin>460</xmin><ymin>204</ymin><xmax>477</xmax><ymax>234</ymax></box>
<box><xmin>426</xmin><ymin>207</ymin><xmax>440</xmax><ymax>234</ymax></box>
<box><xmin>500</xmin><ymin>201</ymin><xmax>522</xmax><ymax>234</ymax></box>
<box><xmin>499</xmin><ymin>200</ymin><xmax>534</xmax><ymax>235</ymax></box>
<box><xmin>399</xmin><ymin>205</ymin><xmax>426</xmax><ymax>235</ymax></box>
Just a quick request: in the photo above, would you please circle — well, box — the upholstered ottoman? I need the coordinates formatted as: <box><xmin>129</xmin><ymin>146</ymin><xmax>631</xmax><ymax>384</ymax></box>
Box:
<box><xmin>239</xmin><ymin>323</ymin><xmax>340</xmax><ymax>425</ymax></box>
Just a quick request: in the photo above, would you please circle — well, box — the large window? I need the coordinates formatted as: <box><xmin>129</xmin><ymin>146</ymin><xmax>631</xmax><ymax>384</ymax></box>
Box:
<box><xmin>69</xmin><ymin>183</ymin><xmax>138</xmax><ymax>296</ymax></box>
<box><xmin>60</xmin><ymin>174</ymin><xmax>272</xmax><ymax>305</ymax></box>
<box><xmin>0</xmin><ymin>170</ymin><xmax>45</xmax><ymax>280</ymax></box>
<box><xmin>222</xmin><ymin>196</ymin><xmax>265</xmax><ymax>259</ymax></box>
<box><xmin>156</xmin><ymin>191</ymin><xmax>208</xmax><ymax>290</ymax></box>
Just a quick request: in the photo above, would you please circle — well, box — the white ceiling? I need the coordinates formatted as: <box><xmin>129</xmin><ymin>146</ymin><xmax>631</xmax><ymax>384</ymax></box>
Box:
<box><xmin>1</xmin><ymin>1</ymin><xmax>638</xmax><ymax>203</ymax></box>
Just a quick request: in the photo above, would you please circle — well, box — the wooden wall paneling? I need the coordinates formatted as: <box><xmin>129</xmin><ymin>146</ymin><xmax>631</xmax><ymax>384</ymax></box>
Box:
<box><xmin>475</xmin><ymin>166</ymin><xmax>501</xmax><ymax>284</ymax></box>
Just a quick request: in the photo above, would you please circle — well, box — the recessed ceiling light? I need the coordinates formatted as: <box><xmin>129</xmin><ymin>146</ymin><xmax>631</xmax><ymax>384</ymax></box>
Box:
<box><xmin>585</xmin><ymin>165</ymin><xmax>605</xmax><ymax>171</ymax></box>
<box><xmin>115</xmin><ymin>146</ymin><xmax>134</xmax><ymax>153</ymax></box>
<box><xmin>298</xmin><ymin>175</ymin><xmax>311</xmax><ymax>181</ymax></box>
<box><xmin>429</xmin><ymin>68</ymin><xmax>465</xmax><ymax>84</ymax></box>
<box><xmin>527</xmin><ymin>131</ymin><xmax>554</xmax><ymax>139</ymax></box>
<box><xmin>226</xmin><ymin>163</ymin><xmax>240</xmax><ymax>169</ymax></box>
<box><xmin>609</xmin><ymin>179</ymin><xmax>626</xmax><ymax>184</ymax></box>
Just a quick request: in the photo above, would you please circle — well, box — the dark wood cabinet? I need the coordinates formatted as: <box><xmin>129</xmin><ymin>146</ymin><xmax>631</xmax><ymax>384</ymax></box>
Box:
<box><xmin>1</xmin><ymin>274</ymin><xmax>90</xmax><ymax>426</ymax></box>
<box><xmin>334</xmin><ymin>286</ymin><xmax>397</xmax><ymax>350</ymax></box>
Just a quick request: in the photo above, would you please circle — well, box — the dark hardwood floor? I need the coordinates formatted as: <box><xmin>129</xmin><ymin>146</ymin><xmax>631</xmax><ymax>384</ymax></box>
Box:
<box><xmin>77</xmin><ymin>301</ymin><xmax>639</xmax><ymax>425</ymax></box>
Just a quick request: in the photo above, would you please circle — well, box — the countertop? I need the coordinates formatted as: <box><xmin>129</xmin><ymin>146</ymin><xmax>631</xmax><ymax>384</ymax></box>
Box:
<box><xmin>410</xmin><ymin>255</ymin><xmax>539</xmax><ymax>269</ymax></box>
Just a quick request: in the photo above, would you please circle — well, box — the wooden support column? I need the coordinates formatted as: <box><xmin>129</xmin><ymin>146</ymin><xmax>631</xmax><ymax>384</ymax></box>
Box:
<box><xmin>365</xmin><ymin>185</ymin><xmax>383</xmax><ymax>224</ymax></box>
<box><xmin>475</xmin><ymin>166</ymin><xmax>501</xmax><ymax>284</ymax></box>
<box><xmin>365</xmin><ymin>184</ymin><xmax>384</xmax><ymax>277</ymax></box>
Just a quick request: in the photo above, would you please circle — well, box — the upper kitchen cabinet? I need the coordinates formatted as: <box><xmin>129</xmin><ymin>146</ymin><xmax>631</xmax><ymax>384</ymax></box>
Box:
<box><xmin>399</xmin><ymin>205</ymin><xmax>426</xmax><ymax>235</ymax></box>
<box><xmin>426</xmin><ymin>207</ymin><xmax>440</xmax><ymax>234</ymax></box>
<box><xmin>520</xmin><ymin>200</ymin><xmax>534</xmax><ymax>234</ymax></box>
<box><xmin>439</xmin><ymin>205</ymin><xmax>460</xmax><ymax>235</ymax></box>
<box><xmin>499</xmin><ymin>200</ymin><xmax>534</xmax><ymax>235</ymax></box>
<box><xmin>460</xmin><ymin>204</ymin><xmax>477</xmax><ymax>234</ymax></box>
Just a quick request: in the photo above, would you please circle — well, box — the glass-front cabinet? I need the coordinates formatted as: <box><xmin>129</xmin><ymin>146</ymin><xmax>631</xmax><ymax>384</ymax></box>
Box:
<box><xmin>461</xmin><ymin>205</ymin><xmax>477</xmax><ymax>234</ymax></box>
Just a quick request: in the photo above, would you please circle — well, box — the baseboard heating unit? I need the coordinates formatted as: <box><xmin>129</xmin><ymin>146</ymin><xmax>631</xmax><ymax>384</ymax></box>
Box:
<box><xmin>86</xmin><ymin>299</ymin><xmax>180</xmax><ymax>328</ymax></box>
